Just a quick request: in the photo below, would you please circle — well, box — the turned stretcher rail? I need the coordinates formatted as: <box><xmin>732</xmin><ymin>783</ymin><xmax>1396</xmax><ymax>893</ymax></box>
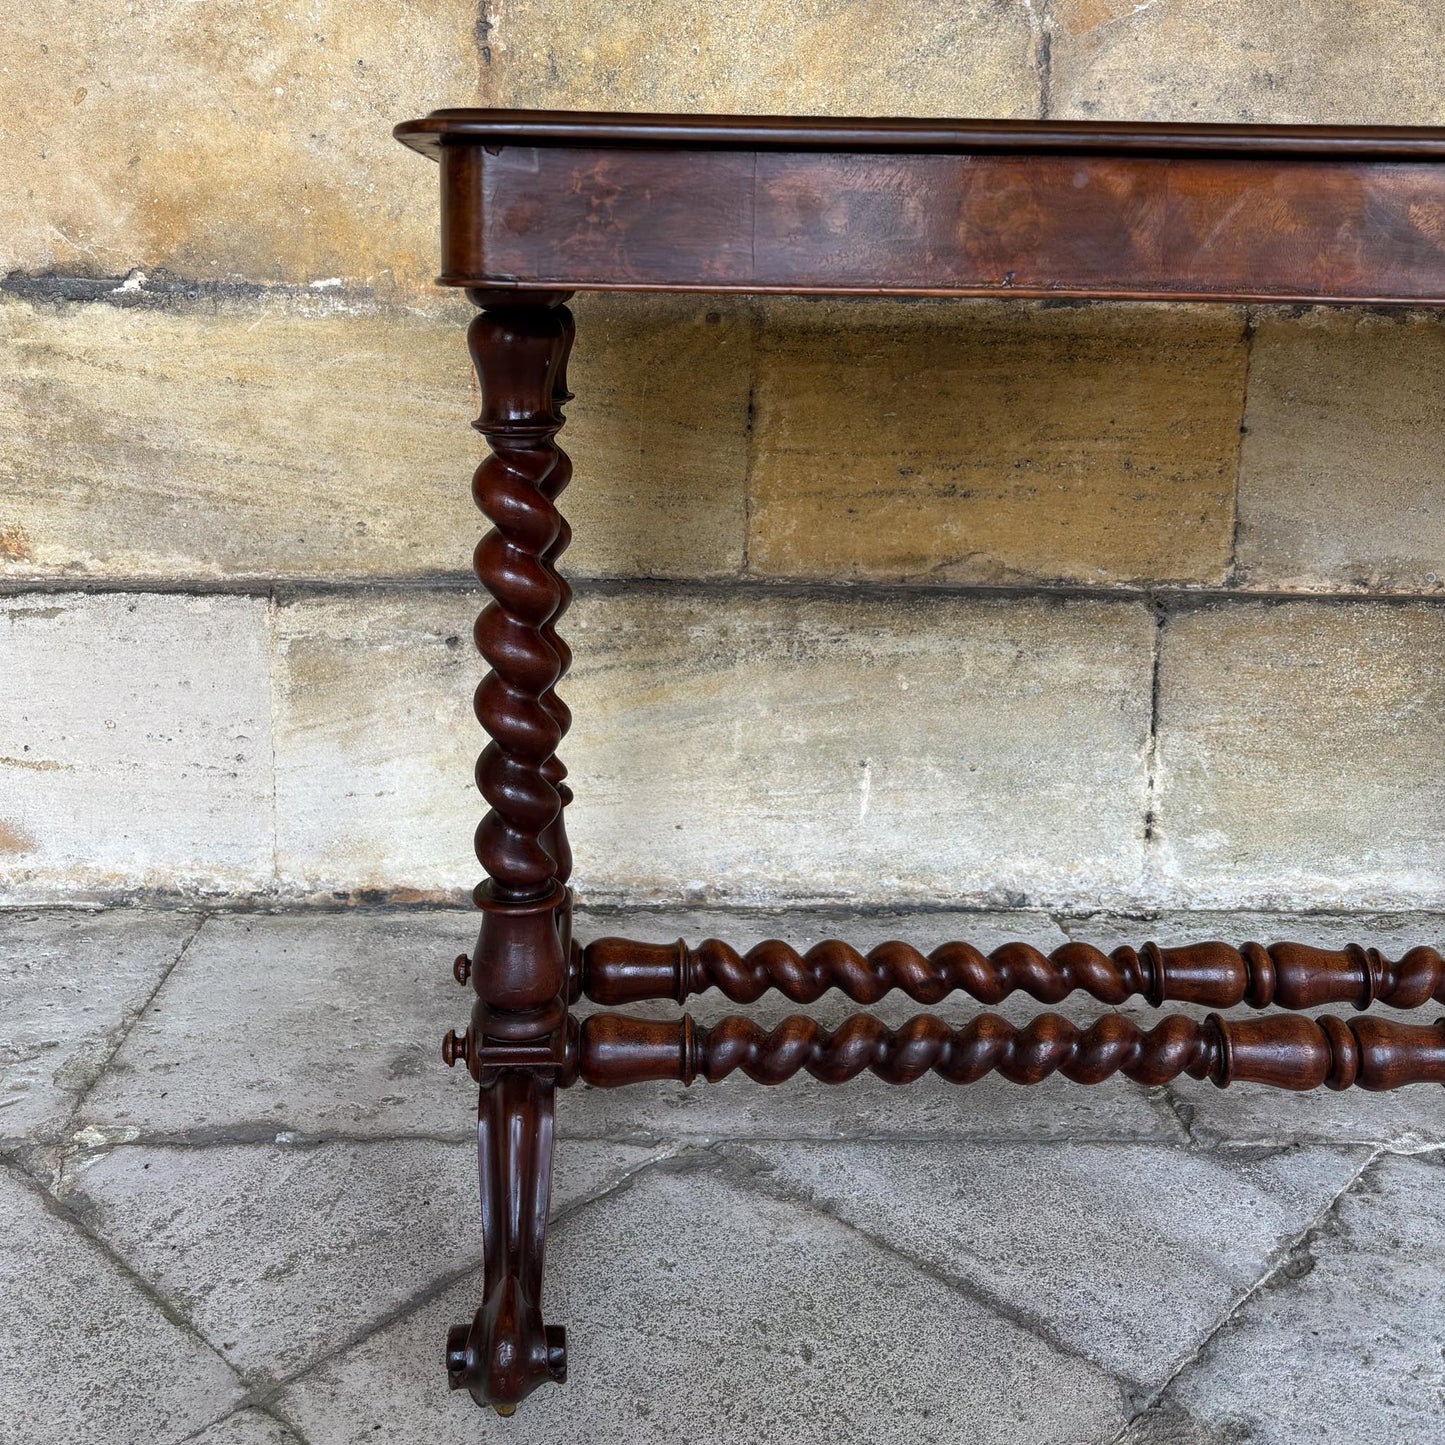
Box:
<box><xmin>579</xmin><ymin>936</ymin><xmax>1445</xmax><ymax>1012</ymax></box>
<box><xmin>560</xmin><ymin>1009</ymin><xmax>1445</xmax><ymax>1092</ymax></box>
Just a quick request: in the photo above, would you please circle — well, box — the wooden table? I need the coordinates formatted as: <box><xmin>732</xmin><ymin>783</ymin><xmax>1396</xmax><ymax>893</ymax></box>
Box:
<box><xmin>395</xmin><ymin>109</ymin><xmax>1445</xmax><ymax>1414</ymax></box>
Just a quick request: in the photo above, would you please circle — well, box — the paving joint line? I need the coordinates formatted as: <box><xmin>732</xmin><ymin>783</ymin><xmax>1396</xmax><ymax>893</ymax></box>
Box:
<box><xmin>1103</xmin><ymin>1142</ymin><xmax>1387</xmax><ymax>1443</ymax></box>
<box><xmin>711</xmin><ymin>1141</ymin><xmax>1143</xmax><ymax>1394</ymax></box>
<box><xmin>49</xmin><ymin>1125</ymin><xmax>1261</xmax><ymax>1152</ymax></box>
<box><xmin>57</xmin><ymin>911</ymin><xmax>211</xmax><ymax>1147</ymax></box>
<box><xmin>173</xmin><ymin>1401</ymin><xmax>314</xmax><ymax>1445</ymax></box>
<box><xmin>0</xmin><ymin>1150</ymin><xmax>249</xmax><ymax>1392</ymax></box>
<box><xmin>226</xmin><ymin>1144</ymin><xmax>699</xmax><ymax>1408</ymax></box>
<box><xmin>1152</xmin><ymin>1082</ymin><xmax>1202</xmax><ymax>1147</ymax></box>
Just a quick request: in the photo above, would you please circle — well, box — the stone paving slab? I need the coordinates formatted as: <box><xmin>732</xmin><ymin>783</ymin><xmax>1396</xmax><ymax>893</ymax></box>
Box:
<box><xmin>1125</xmin><ymin>1151</ymin><xmax>1445</xmax><ymax>1444</ymax></box>
<box><xmin>729</xmin><ymin>1139</ymin><xmax>1368</xmax><ymax>1390</ymax></box>
<box><xmin>278</xmin><ymin>1156</ymin><xmax>1128</xmax><ymax>1445</ymax></box>
<box><xmin>0</xmin><ymin>909</ymin><xmax>198</xmax><ymax>1141</ymax></box>
<box><xmin>63</xmin><ymin>1136</ymin><xmax>663</xmax><ymax>1384</ymax></box>
<box><xmin>0</xmin><ymin>1160</ymin><xmax>242</xmax><ymax>1445</ymax></box>
<box><xmin>80</xmin><ymin>910</ymin><xmax>467</xmax><ymax>1140</ymax></box>
<box><xmin>10</xmin><ymin>907</ymin><xmax>1445</xmax><ymax>1442</ymax></box>
<box><xmin>1173</xmin><ymin>1074</ymin><xmax>1445</xmax><ymax>1151</ymax></box>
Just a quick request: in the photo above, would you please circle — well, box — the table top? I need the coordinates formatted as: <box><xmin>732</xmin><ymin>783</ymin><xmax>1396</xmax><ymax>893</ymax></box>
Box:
<box><xmin>395</xmin><ymin>109</ymin><xmax>1445</xmax><ymax>305</ymax></box>
<box><xmin>394</xmin><ymin>109</ymin><xmax>1445</xmax><ymax>161</ymax></box>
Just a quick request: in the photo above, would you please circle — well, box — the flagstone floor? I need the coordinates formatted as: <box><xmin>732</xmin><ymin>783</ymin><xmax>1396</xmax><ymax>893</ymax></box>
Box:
<box><xmin>4</xmin><ymin>906</ymin><xmax>1444</xmax><ymax>1445</ymax></box>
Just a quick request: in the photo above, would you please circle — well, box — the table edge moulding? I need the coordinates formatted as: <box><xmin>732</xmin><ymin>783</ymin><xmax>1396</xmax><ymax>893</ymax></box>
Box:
<box><xmin>393</xmin><ymin>108</ymin><xmax>1445</xmax><ymax>1413</ymax></box>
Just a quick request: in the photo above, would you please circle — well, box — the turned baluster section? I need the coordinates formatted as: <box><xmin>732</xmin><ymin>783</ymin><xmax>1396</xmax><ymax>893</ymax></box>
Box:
<box><xmin>580</xmin><ymin>935</ymin><xmax>1445</xmax><ymax>1012</ymax></box>
<box><xmin>569</xmin><ymin>1010</ymin><xmax>1445</xmax><ymax>1092</ymax></box>
<box><xmin>538</xmin><ymin>306</ymin><xmax>577</xmax><ymax>967</ymax></box>
<box><xmin>444</xmin><ymin>291</ymin><xmax>577</xmax><ymax>1415</ymax></box>
<box><xmin>459</xmin><ymin>291</ymin><xmax>575</xmax><ymax>1054</ymax></box>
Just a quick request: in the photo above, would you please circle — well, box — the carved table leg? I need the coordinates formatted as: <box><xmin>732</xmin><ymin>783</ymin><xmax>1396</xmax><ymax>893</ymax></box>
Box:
<box><xmin>540</xmin><ymin>305</ymin><xmax>578</xmax><ymax>974</ymax></box>
<box><xmin>444</xmin><ymin>289</ymin><xmax>576</xmax><ymax>1414</ymax></box>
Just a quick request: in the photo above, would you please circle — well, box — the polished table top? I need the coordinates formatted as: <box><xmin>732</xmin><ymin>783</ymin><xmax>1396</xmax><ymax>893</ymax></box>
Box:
<box><xmin>395</xmin><ymin>108</ymin><xmax>1445</xmax><ymax>304</ymax></box>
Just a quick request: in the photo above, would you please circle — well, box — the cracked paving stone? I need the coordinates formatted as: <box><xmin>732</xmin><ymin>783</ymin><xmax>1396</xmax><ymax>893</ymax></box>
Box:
<box><xmin>0</xmin><ymin>909</ymin><xmax>198</xmax><ymax>1141</ymax></box>
<box><xmin>0</xmin><ymin>1162</ymin><xmax>242</xmax><ymax>1445</ymax></box>
<box><xmin>62</xmin><ymin>1137</ymin><xmax>665</xmax><ymax>1381</ymax></box>
<box><xmin>79</xmin><ymin>909</ymin><xmax>1177</xmax><ymax>1144</ymax></box>
<box><xmin>1124</xmin><ymin>1151</ymin><xmax>1445</xmax><ymax>1445</ymax></box>
<box><xmin>727</xmin><ymin>1139</ymin><xmax>1370</xmax><ymax>1389</ymax></box>
<box><xmin>278</xmin><ymin>1158</ymin><xmax>1128</xmax><ymax>1445</ymax></box>
<box><xmin>1068</xmin><ymin>912</ymin><xmax>1445</xmax><ymax>1148</ymax></box>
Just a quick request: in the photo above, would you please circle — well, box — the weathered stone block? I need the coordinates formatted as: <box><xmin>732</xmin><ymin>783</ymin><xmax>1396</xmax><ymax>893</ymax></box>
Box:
<box><xmin>1236</xmin><ymin>309</ymin><xmax>1445</xmax><ymax>593</ymax></box>
<box><xmin>740</xmin><ymin>1139</ymin><xmax>1366</xmax><ymax>1387</ymax></box>
<box><xmin>1131</xmin><ymin>1153</ymin><xmax>1445</xmax><ymax>1443</ymax></box>
<box><xmin>0</xmin><ymin>910</ymin><xmax>197</xmax><ymax>1141</ymax></box>
<box><xmin>749</xmin><ymin>300</ymin><xmax>1245</xmax><ymax>586</ymax></box>
<box><xmin>0</xmin><ymin>291</ymin><xmax>748</xmax><ymax>583</ymax></box>
<box><xmin>478</xmin><ymin>1</ymin><xmax>1042</xmax><ymax>118</ymax></box>
<box><xmin>271</xmin><ymin>588</ymin><xmax>1155</xmax><ymax>907</ymax></box>
<box><xmin>1154</xmin><ymin>602</ymin><xmax>1445</xmax><ymax>909</ymax></box>
<box><xmin>0</xmin><ymin>594</ymin><xmax>273</xmax><ymax>902</ymax></box>
<box><xmin>0</xmin><ymin>1166</ymin><xmax>242</xmax><ymax>1444</ymax></box>
<box><xmin>0</xmin><ymin>0</ymin><xmax>477</xmax><ymax>286</ymax></box>
<box><xmin>1050</xmin><ymin>0</ymin><xmax>1445</xmax><ymax>124</ymax></box>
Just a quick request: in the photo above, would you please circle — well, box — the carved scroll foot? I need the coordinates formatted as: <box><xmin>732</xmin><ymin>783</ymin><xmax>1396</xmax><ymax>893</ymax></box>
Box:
<box><xmin>446</xmin><ymin>1069</ymin><xmax>566</xmax><ymax>1412</ymax></box>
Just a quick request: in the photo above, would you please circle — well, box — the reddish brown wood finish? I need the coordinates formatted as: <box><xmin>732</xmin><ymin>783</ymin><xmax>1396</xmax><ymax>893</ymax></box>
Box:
<box><xmin>444</xmin><ymin>292</ymin><xmax>577</xmax><ymax>1413</ymax></box>
<box><xmin>570</xmin><ymin>1009</ymin><xmax>1445</xmax><ymax>1093</ymax></box>
<box><xmin>397</xmin><ymin>109</ymin><xmax>1445</xmax><ymax>1415</ymax></box>
<box><xmin>395</xmin><ymin>110</ymin><xmax>1445</xmax><ymax>303</ymax></box>
<box><xmin>445</xmin><ymin>1071</ymin><xmax>566</xmax><ymax>1410</ymax></box>
<box><xmin>395</xmin><ymin>110</ymin><xmax>1445</xmax><ymax>160</ymax></box>
<box><xmin>582</xmin><ymin>935</ymin><xmax>1445</xmax><ymax>1011</ymax></box>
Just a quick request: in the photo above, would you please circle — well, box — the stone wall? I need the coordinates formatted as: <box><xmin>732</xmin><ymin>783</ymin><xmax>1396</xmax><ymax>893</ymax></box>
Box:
<box><xmin>2</xmin><ymin>3</ymin><xmax>1442</xmax><ymax>910</ymax></box>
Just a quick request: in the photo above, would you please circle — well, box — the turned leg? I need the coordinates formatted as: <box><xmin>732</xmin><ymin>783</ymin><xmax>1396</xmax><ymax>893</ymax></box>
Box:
<box><xmin>444</xmin><ymin>289</ymin><xmax>576</xmax><ymax>1413</ymax></box>
<box><xmin>539</xmin><ymin>306</ymin><xmax>577</xmax><ymax>969</ymax></box>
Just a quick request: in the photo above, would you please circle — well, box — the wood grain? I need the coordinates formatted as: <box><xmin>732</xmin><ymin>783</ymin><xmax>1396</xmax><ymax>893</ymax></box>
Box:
<box><xmin>395</xmin><ymin>112</ymin><xmax>1445</xmax><ymax>302</ymax></box>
